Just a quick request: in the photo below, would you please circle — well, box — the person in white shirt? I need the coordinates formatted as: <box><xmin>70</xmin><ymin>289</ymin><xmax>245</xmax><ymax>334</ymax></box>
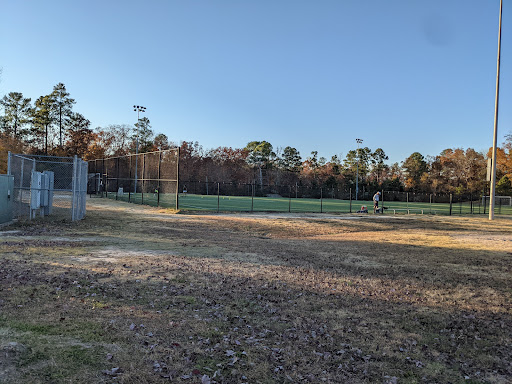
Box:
<box><xmin>373</xmin><ymin>191</ymin><xmax>381</xmax><ymax>213</ymax></box>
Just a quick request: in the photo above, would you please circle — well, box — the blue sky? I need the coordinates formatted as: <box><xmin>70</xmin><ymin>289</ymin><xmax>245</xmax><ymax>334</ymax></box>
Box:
<box><xmin>1</xmin><ymin>0</ymin><xmax>511</xmax><ymax>164</ymax></box>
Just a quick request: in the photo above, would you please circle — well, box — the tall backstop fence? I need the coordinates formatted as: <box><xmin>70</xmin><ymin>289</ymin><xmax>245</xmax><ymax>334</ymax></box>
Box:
<box><xmin>8</xmin><ymin>153</ymin><xmax>88</xmax><ymax>221</ymax></box>
<box><xmin>88</xmin><ymin>149</ymin><xmax>180</xmax><ymax>210</ymax></box>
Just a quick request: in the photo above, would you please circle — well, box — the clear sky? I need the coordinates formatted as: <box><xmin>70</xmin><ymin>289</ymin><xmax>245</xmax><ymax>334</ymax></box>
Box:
<box><xmin>1</xmin><ymin>0</ymin><xmax>511</xmax><ymax>164</ymax></box>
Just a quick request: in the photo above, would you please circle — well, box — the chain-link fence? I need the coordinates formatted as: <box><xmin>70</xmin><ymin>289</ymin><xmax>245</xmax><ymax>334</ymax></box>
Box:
<box><xmin>174</xmin><ymin>181</ymin><xmax>512</xmax><ymax>215</ymax></box>
<box><xmin>88</xmin><ymin>149</ymin><xmax>179</xmax><ymax>209</ymax></box>
<box><xmin>85</xmin><ymin>147</ymin><xmax>511</xmax><ymax>216</ymax></box>
<box><xmin>376</xmin><ymin>190</ymin><xmax>512</xmax><ymax>215</ymax></box>
<box><xmin>8</xmin><ymin>153</ymin><xmax>88</xmax><ymax>221</ymax></box>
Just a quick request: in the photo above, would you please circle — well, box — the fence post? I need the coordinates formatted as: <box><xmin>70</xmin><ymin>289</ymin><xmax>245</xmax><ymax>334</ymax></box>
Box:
<box><xmin>71</xmin><ymin>155</ymin><xmax>78</xmax><ymax>221</ymax></box>
<box><xmin>289</xmin><ymin>185</ymin><xmax>291</xmax><ymax>213</ymax></box>
<box><xmin>19</xmin><ymin>157</ymin><xmax>24</xmax><ymax>219</ymax></box>
<box><xmin>116</xmin><ymin>157</ymin><xmax>120</xmax><ymax>200</ymax></box>
<box><xmin>320</xmin><ymin>187</ymin><xmax>323</xmax><ymax>213</ymax></box>
<box><xmin>217</xmin><ymin>182</ymin><xmax>220</xmax><ymax>213</ymax></box>
<box><xmin>155</xmin><ymin>152</ymin><xmax>160</xmax><ymax>206</ymax></box>
<box><xmin>90</xmin><ymin>160</ymin><xmax>94</xmax><ymax>198</ymax></box>
<box><xmin>126</xmin><ymin>156</ymin><xmax>131</xmax><ymax>202</ymax></box>
<box><xmin>470</xmin><ymin>193</ymin><xmax>473</xmax><ymax>214</ymax></box>
<box><xmin>349</xmin><ymin>188</ymin><xmax>352</xmax><ymax>213</ymax></box>
<box><xmin>449</xmin><ymin>193</ymin><xmax>453</xmax><ymax>216</ymax></box>
<box><xmin>176</xmin><ymin>147</ymin><xmax>180</xmax><ymax>211</ymax></box>
<box><xmin>381</xmin><ymin>190</ymin><xmax>384</xmax><ymax>214</ymax></box>
<box><xmin>459</xmin><ymin>196</ymin><xmax>462</xmax><ymax>214</ymax></box>
<box><xmin>251</xmin><ymin>182</ymin><xmax>254</xmax><ymax>212</ymax></box>
<box><xmin>499</xmin><ymin>197</ymin><xmax>502</xmax><ymax>214</ymax></box>
<box><xmin>141</xmin><ymin>154</ymin><xmax>145</xmax><ymax>205</ymax></box>
<box><xmin>406</xmin><ymin>192</ymin><xmax>409</xmax><ymax>209</ymax></box>
<box><xmin>103</xmin><ymin>158</ymin><xmax>107</xmax><ymax>198</ymax></box>
<box><xmin>429</xmin><ymin>194</ymin><xmax>432</xmax><ymax>214</ymax></box>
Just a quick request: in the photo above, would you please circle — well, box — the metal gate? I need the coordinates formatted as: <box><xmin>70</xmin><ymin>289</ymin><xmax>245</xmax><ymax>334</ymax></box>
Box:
<box><xmin>7</xmin><ymin>153</ymin><xmax>88</xmax><ymax>221</ymax></box>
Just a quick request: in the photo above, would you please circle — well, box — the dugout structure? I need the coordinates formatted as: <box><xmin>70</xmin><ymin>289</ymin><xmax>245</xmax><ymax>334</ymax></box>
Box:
<box><xmin>8</xmin><ymin>153</ymin><xmax>88</xmax><ymax>221</ymax></box>
<box><xmin>88</xmin><ymin>149</ymin><xmax>179</xmax><ymax>209</ymax></box>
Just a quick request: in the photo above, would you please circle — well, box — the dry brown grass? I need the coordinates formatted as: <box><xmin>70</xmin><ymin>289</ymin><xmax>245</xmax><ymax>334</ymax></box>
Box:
<box><xmin>0</xmin><ymin>198</ymin><xmax>511</xmax><ymax>383</ymax></box>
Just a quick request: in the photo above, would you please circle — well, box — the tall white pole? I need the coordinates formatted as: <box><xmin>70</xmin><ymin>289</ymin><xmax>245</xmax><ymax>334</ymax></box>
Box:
<box><xmin>490</xmin><ymin>0</ymin><xmax>503</xmax><ymax>220</ymax></box>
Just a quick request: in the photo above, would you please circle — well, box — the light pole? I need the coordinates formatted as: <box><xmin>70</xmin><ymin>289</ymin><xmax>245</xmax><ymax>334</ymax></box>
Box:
<box><xmin>490</xmin><ymin>0</ymin><xmax>503</xmax><ymax>220</ymax></box>
<box><xmin>355</xmin><ymin>138</ymin><xmax>363</xmax><ymax>200</ymax></box>
<box><xmin>133</xmin><ymin>105</ymin><xmax>146</xmax><ymax>194</ymax></box>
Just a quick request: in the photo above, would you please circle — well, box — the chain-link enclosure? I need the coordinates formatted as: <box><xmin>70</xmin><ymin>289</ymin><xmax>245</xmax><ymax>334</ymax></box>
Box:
<box><xmin>85</xmin><ymin>148</ymin><xmax>512</xmax><ymax>216</ymax></box>
<box><xmin>8</xmin><ymin>153</ymin><xmax>88</xmax><ymax>221</ymax></box>
<box><xmin>172</xmin><ymin>181</ymin><xmax>512</xmax><ymax>216</ymax></box>
<box><xmin>88</xmin><ymin>149</ymin><xmax>179</xmax><ymax>209</ymax></box>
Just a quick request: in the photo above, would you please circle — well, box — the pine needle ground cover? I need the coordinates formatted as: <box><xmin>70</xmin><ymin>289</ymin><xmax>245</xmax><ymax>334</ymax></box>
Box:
<box><xmin>0</xmin><ymin>199</ymin><xmax>511</xmax><ymax>383</ymax></box>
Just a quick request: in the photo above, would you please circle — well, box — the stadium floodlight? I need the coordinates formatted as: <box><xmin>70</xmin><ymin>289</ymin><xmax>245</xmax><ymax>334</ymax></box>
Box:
<box><xmin>133</xmin><ymin>105</ymin><xmax>146</xmax><ymax>194</ymax></box>
<box><xmin>490</xmin><ymin>0</ymin><xmax>503</xmax><ymax>221</ymax></box>
<box><xmin>355</xmin><ymin>138</ymin><xmax>363</xmax><ymax>200</ymax></box>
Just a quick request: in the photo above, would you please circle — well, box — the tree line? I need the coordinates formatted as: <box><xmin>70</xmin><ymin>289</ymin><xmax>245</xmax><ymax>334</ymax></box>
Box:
<box><xmin>1</xmin><ymin>84</ymin><xmax>511</xmax><ymax>196</ymax></box>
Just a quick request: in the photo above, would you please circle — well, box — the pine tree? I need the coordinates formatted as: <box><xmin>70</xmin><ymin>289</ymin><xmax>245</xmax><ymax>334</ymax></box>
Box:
<box><xmin>32</xmin><ymin>95</ymin><xmax>55</xmax><ymax>154</ymax></box>
<box><xmin>51</xmin><ymin>83</ymin><xmax>75</xmax><ymax>147</ymax></box>
<box><xmin>0</xmin><ymin>92</ymin><xmax>32</xmax><ymax>139</ymax></box>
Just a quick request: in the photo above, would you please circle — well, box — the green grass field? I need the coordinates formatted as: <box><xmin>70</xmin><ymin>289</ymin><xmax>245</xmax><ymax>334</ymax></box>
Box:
<box><xmin>104</xmin><ymin>192</ymin><xmax>512</xmax><ymax>215</ymax></box>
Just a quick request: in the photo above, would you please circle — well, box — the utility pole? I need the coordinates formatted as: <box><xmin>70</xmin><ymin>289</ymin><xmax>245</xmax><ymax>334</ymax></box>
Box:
<box><xmin>490</xmin><ymin>0</ymin><xmax>503</xmax><ymax>220</ymax></box>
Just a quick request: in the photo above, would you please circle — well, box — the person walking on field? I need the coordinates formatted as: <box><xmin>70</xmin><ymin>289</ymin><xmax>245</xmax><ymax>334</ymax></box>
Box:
<box><xmin>373</xmin><ymin>191</ymin><xmax>381</xmax><ymax>213</ymax></box>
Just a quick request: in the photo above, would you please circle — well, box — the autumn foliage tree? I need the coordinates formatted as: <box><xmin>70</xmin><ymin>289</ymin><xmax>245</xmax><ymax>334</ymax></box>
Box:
<box><xmin>402</xmin><ymin>152</ymin><xmax>428</xmax><ymax>191</ymax></box>
<box><xmin>437</xmin><ymin>148</ymin><xmax>485</xmax><ymax>194</ymax></box>
<box><xmin>65</xmin><ymin>113</ymin><xmax>94</xmax><ymax>159</ymax></box>
<box><xmin>2</xmin><ymin>83</ymin><xmax>512</xmax><ymax>199</ymax></box>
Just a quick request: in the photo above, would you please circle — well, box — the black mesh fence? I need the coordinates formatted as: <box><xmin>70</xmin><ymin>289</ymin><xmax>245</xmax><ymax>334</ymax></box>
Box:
<box><xmin>175</xmin><ymin>181</ymin><xmax>512</xmax><ymax>215</ymax></box>
<box><xmin>87</xmin><ymin>150</ymin><xmax>511</xmax><ymax>216</ymax></box>
<box><xmin>88</xmin><ymin>149</ymin><xmax>179</xmax><ymax>209</ymax></box>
